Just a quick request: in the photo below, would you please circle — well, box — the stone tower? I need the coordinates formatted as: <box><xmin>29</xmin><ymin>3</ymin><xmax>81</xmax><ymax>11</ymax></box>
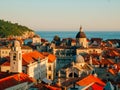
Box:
<box><xmin>76</xmin><ymin>26</ymin><xmax>88</xmax><ymax>48</ymax></box>
<box><xmin>10</xmin><ymin>40</ymin><xmax>22</xmax><ymax>73</ymax></box>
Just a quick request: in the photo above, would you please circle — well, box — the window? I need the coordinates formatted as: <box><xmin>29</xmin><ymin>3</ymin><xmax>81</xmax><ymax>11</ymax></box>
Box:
<box><xmin>19</xmin><ymin>53</ymin><xmax>21</xmax><ymax>60</ymax></box>
<box><xmin>93</xmin><ymin>49</ymin><xmax>95</xmax><ymax>53</ymax></box>
<box><xmin>49</xmin><ymin>75</ymin><xmax>51</xmax><ymax>79</ymax></box>
<box><xmin>48</xmin><ymin>66</ymin><xmax>51</xmax><ymax>71</ymax></box>
<box><xmin>5</xmin><ymin>51</ymin><xmax>7</xmax><ymax>54</ymax></box>
<box><xmin>22</xmin><ymin>70</ymin><xmax>25</xmax><ymax>73</ymax></box>
<box><xmin>2</xmin><ymin>51</ymin><xmax>4</xmax><ymax>54</ymax></box>
<box><xmin>13</xmin><ymin>53</ymin><xmax>16</xmax><ymax>60</ymax></box>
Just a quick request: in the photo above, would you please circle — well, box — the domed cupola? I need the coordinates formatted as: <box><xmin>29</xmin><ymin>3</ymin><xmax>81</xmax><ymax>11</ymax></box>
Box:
<box><xmin>76</xmin><ymin>26</ymin><xmax>88</xmax><ymax>48</ymax></box>
<box><xmin>76</xmin><ymin>55</ymin><xmax>85</xmax><ymax>63</ymax></box>
<box><xmin>76</xmin><ymin>26</ymin><xmax>86</xmax><ymax>38</ymax></box>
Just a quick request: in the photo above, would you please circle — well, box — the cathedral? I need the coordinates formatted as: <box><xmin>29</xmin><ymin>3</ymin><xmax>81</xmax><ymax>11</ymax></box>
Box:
<box><xmin>58</xmin><ymin>54</ymin><xmax>93</xmax><ymax>85</ymax></box>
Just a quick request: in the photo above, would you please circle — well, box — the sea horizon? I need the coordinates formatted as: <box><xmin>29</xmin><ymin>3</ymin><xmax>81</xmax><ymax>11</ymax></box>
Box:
<box><xmin>34</xmin><ymin>29</ymin><xmax>120</xmax><ymax>32</ymax></box>
<box><xmin>35</xmin><ymin>30</ymin><xmax>120</xmax><ymax>42</ymax></box>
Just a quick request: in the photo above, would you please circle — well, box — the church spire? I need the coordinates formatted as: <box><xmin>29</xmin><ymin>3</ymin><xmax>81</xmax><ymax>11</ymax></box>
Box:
<box><xmin>80</xmin><ymin>26</ymin><xmax>82</xmax><ymax>32</ymax></box>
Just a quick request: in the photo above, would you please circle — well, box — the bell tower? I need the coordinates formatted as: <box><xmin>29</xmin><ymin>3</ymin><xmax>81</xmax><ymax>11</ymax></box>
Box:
<box><xmin>10</xmin><ymin>40</ymin><xmax>22</xmax><ymax>73</ymax></box>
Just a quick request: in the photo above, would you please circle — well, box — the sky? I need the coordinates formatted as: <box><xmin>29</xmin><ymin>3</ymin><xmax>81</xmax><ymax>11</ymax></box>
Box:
<box><xmin>0</xmin><ymin>0</ymin><xmax>120</xmax><ymax>31</ymax></box>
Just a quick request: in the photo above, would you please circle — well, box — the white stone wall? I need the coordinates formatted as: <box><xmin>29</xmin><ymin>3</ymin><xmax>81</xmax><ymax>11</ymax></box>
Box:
<box><xmin>76</xmin><ymin>48</ymin><xmax>102</xmax><ymax>55</ymax></box>
<box><xmin>0</xmin><ymin>49</ymin><xmax>11</xmax><ymax>58</ymax></box>
<box><xmin>79</xmin><ymin>38</ymin><xmax>88</xmax><ymax>48</ymax></box>
<box><xmin>0</xmin><ymin>48</ymin><xmax>33</xmax><ymax>58</ymax></box>
<box><xmin>32</xmin><ymin>37</ymin><xmax>41</xmax><ymax>44</ymax></box>
<box><xmin>27</xmin><ymin>57</ymin><xmax>48</xmax><ymax>80</ymax></box>
<box><xmin>1</xmin><ymin>66</ymin><xmax>10</xmax><ymax>72</ymax></box>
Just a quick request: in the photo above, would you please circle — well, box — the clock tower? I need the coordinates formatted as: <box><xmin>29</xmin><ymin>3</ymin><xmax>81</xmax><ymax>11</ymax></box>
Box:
<box><xmin>10</xmin><ymin>40</ymin><xmax>22</xmax><ymax>73</ymax></box>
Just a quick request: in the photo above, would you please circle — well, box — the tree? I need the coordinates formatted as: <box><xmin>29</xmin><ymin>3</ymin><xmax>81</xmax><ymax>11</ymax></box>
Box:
<box><xmin>0</xmin><ymin>19</ymin><xmax>33</xmax><ymax>38</ymax></box>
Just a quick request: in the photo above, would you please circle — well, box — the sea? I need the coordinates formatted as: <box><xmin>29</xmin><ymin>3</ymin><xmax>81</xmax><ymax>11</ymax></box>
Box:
<box><xmin>35</xmin><ymin>31</ymin><xmax>120</xmax><ymax>42</ymax></box>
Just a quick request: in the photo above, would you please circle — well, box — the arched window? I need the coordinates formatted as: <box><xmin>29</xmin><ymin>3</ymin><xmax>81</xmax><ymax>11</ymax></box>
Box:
<box><xmin>13</xmin><ymin>53</ymin><xmax>16</xmax><ymax>60</ymax></box>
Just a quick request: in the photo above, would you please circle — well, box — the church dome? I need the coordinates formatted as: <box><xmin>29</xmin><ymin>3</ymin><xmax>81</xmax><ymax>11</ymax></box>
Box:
<box><xmin>76</xmin><ymin>26</ymin><xmax>86</xmax><ymax>38</ymax></box>
<box><xmin>76</xmin><ymin>55</ymin><xmax>84</xmax><ymax>63</ymax></box>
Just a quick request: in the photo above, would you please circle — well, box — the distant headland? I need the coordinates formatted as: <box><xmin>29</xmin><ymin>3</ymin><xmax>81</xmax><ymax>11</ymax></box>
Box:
<box><xmin>0</xmin><ymin>19</ymin><xmax>35</xmax><ymax>39</ymax></box>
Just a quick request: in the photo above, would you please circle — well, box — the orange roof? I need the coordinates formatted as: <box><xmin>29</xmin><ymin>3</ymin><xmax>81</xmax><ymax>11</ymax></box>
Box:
<box><xmin>0</xmin><ymin>73</ymin><xmax>34</xmax><ymax>90</ymax></box>
<box><xmin>92</xmin><ymin>59</ymin><xmax>100</xmax><ymax>65</ymax></box>
<box><xmin>42</xmin><ymin>52</ymin><xmax>56</xmax><ymax>63</ymax></box>
<box><xmin>71</xmin><ymin>39</ymin><xmax>76</xmax><ymax>43</ymax></box>
<box><xmin>1</xmin><ymin>51</ymin><xmax>56</xmax><ymax>66</ymax></box>
<box><xmin>91</xmin><ymin>83</ymin><xmax>105</xmax><ymax>90</ymax></box>
<box><xmin>34</xmin><ymin>83</ymin><xmax>61</xmax><ymax>90</ymax></box>
<box><xmin>27</xmin><ymin>51</ymin><xmax>45</xmax><ymax>60</ymax></box>
<box><xmin>22</xmin><ymin>54</ymin><xmax>35</xmax><ymax>64</ymax></box>
<box><xmin>108</xmin><ymin>69</ymin><xmax>118</xmax><ymax>75</ymax></box>
<box><xmin>48</xmin><ymin>54</ymin><xmax>56</xmax><ymax>63</ymax></box>
<box><xmin>100</xmin><ymin>59</ymin><xmax>114</xmax><ymax>65</ymax></box>
<box><xmin>22</xmin><ymin>51</ymin><xmax>45</xmax><ymax>65</ymax></box>
<box><xmin>76</xmin><ymin>75</ymin><xmax>105</xmax><ymax>86</ymax></box>
<box><xmin>1</xmin><ymin>61</ymin><xmax>10</xmax><ymax>66</ymax></box>
<box><xmin>113</xmin><ymin>50</ymin><xmax>119</xmax><ymax>56</ymax></box>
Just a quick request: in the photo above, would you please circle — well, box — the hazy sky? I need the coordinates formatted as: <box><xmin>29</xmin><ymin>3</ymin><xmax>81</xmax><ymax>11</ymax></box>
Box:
<box><xmin>0</xmin><ymin>0</ymin><xmax>120</xmax><ymax>31</ymax></box>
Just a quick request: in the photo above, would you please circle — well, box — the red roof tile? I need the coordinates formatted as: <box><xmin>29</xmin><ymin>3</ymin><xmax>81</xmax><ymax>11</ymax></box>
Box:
<box><xmin>100</xmin><ymin>59</ymin><xmax>114</xmax><ymax>65</ymax></box>
<box><xmin>108</xmin><ymin>69</ymin><xmax>118</xmax><ymax>75</ymax></box>
<box><xmin>1</xmin><ymin>60</ymin><xmax>10</xmax><ymax>66</ymax></box>
<box><xmin>91</xmin><ymin>83</ymin><xmax>104</xmax><ymax>90</ymax></box>
<box><xmin>48</xmin><ymin>54</ymin><xmax>56</xmax><ymax>63</ymax></box>
<box><xmin>42</xmin><ymin>52</ymin><xmax>56</xmax><ymax>63</ymax></box>
<box><xmin>0</xmin><ymin>73</ymin><xmax>34</xmax><ymax>90</ymax></box>
<box><xmin>22</xmin><ymin>51</ymin><xmax>45</xmax><ymax>65</ymax></box>
<box><xmin>27</xmin><ymin>51</ymin><xmax>45</xmax><ymax>60</ymax></box>
<box><xmin>45</xmin><ymin>85</ymin><xmax>61</xmax><ymax>90</ymax></box>
<box><xmin>22</xmin><ymin>54</ymin><xmax>35</xmax><ymax>64</ymax></box>
<box><xmin>76</xmin><ymin>75</ymin><xmax>105</xmax><ymax>86</ymax></box>
<box><xmin>92</xmin><ymin>59</ymin><xmax>100</xmax><ymax>65</ymax></box>
<box><xmin>1</xmin><ymin>51</ymin><xmax>56</xmax><ymax>66</ymax></box>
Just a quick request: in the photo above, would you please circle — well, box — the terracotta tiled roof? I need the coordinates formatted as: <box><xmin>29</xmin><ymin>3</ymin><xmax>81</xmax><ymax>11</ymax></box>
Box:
<box><xmin>27</xmin><ymin>51</ymin><xmax>45</xmax><ymax>60</ymax></box>
<box><xmin>34</xmin><ymin>83</ymin><xmax>61</xmax><ymax>90</ymax></box>
<box><xmin>48</xmin><ymin>54</ymin><xmax>56</xmax><ymax>63</ymax></box>
<box><xmin>41</xmin><ymin>38</ymin><xmax>48</xmax><ymax>43</ymax></box>
<box><xmin>1</xmin><ymin>60</ymin><xmax>10</xmax><ymax>66</ymax></box>
<box><xmin>0</xmin><ymin>73</ymin><xmax>34</xmax><ymax>90</ymax></box>
<box><xmin>91</xmin><ymin>83</ymin><xmax>105</xmax><ymax>90</ymax></box>
<box><xmin>108</xmin><ymin>64</ymin><xmax>120</xmax><ymax>76</ymax></box>
<box><xmin>76</xmin><ymin>75</ymin><xmax>105</xmax><ymax>86</ymax></box>
<box><xmin>2</xmin><ymin>51</ymin><xmax>46</xmax><ymax>66</ymax></box>
<box><xmin>22</xmin><ymin>51</ymin><xmax>45</xmax><ymax>65</ymax></box>
<box><xmin>100</xmin><ymin>59</ymin><xmax>114</xmax><ymax>65</ymax></box>
<box><xmin>105</xmin><ymin>49</ymin><xmax>120</xmax><ymax>57</ymax></box>
<box><xmin>92</xmin><ymin>59</ymin><xmax>100</xmax><ymax>65</ymax></box>
<box><xmin>1</xmin><ymin>51</ymin><xmax>56</xmax><ymax>66</ymax></box>
<box><xmin>45</xmin><ymin>85</ymin><xmax>61</xmax><ymax>90</ymax></box>
<box><xmin>22</xmin><ymin>54</ymin><xmax>35</xmax><ymax>64</ymax></box>
<box><xmin>42</xmin><ymin>52</ymin><xmax>56</xmax><ymax>63</ymax></box>
<box><xmin>71</xmin><ymin>39</ymin><xmax>76</xmax><ymax>43</ymax></box>
<box><xmin>108</xmin><ymin>69</ymin><xmax>118</xmax><ymax>75</ymax></box>
<box><xmin>21</xmin><ymin>46</ymin><xmax>32</xmax><ymax>49</ymax></box>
